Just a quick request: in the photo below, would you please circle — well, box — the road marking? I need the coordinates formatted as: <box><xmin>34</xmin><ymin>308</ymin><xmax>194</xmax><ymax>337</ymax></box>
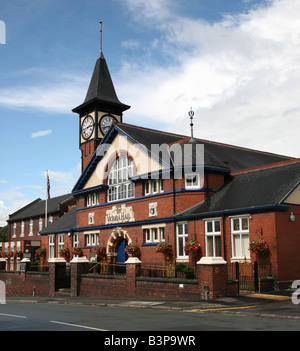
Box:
<box><xmin>185</xmin><ymin>305</ymin><xmax>256</xmax><ymax>313</ymax></box>
<box><xmin>0</xmin><ymin>312</ymin><xmax>27</xmax><ymax>319</ymax></box>
<box><xmin>50</xmin><ymin>320</ymin><xmax>109</xmax><ymax>331</ymax></box>
<box><xmin>245</xmin><ymin>294</ymin><xmax>291</xmax><ymax>301</ymax></box>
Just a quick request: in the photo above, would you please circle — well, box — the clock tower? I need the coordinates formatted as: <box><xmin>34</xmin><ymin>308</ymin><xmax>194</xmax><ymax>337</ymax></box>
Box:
<box><xmin>73</xmin><ymin>23</ymin><xmax>130</xmax><ymax>173</ymax></box>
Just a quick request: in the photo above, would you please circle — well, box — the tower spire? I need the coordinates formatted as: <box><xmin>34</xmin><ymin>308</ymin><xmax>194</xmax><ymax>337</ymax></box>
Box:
<box><xmin>99</xmin><ymin>20</ymin><xmax>103</xmax><ymax>55</ymax></box>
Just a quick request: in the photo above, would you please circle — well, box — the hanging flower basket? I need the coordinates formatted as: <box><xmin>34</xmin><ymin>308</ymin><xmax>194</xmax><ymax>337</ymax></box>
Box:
<box><xmin>72</xmin><ymin>247</ymin><xmax>83</xmax><ymax>257</ymax></box>
<box><xmin>95</xmin><ymin>246</ymin><xmax>106</xmax><ymax>260</ymax></box>
<box><xmin>35</xmin><ymin>247</ymin><xmax>46</xmax><ymax>260</ymax></box>
<box><xmin>125</xmin><ymin>244</ymin><xmax>140</xmax><ymax>257</ymax></box>
<box><xmin>155</xmin><ymin>242</ymin><xmax>173</xmax><ymax>260</ymax></box>
<box><xmin>184</xmin><ymin>240</ymin><xmax>201</xmax><ymax>258</ymax></box>
<box><xmin>15</xmin><ymin>251</ymin><xmax>23</xmax><ymax>258</ymax></box>
<box><xmin>59</xmin><ymin>248</ymin><xmax>70</xmax><ymax>260</ymax></box>
<box><xmin>250</xmin><ymin>238</ymin><xmax>268</xmax><ymax>255</ymax></box>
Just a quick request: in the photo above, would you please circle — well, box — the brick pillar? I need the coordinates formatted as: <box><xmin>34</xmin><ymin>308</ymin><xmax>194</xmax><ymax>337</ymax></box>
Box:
<box><xmin>125</xmin><ymin>257</ymin><xmax>141</xmax><ymax>296</ymax></box>
<box><xmin>197</xmin><ymin>257</ymin><xmax>227</xmax><ymax>300</ymax></box>
<box><xmin>0</xmin><ymin>258</ymin><xmax>6</xmax><ymax>270</ymax></box>
<box><xmin>48</xmin><ymin>257</ymin><xmax>66</xmax><ymax>297</ymax></box>
<box><xmin>70</xmin><ymin>256</ymin><xmax>90</xmax><ymax>297</ymax></box>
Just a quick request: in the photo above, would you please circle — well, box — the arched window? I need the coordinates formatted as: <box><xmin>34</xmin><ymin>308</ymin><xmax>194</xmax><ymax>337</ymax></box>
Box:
<box><xmin>108</xmin><ymin>156</ymin><xmax>135</xmax><ymax>202</ymax></box>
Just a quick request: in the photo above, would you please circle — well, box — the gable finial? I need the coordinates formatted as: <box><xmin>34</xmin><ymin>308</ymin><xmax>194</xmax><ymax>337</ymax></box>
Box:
<box><xmin>188</xmin><ymin>107</ymin><xmax>195</xmax><ymax>141</ymax></box>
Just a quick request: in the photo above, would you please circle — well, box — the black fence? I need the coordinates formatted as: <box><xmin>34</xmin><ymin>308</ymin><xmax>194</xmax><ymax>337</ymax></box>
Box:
<box><xmin>228</xmin><ymin>261</ymin><xmax>272</xmax><ymax>292</ymax></box>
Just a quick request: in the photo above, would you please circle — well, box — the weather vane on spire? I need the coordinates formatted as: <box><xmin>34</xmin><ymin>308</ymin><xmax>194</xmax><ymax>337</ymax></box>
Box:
<box><xmin>189</xmin><ymin>107</ymin><xmax>195</xmax><ymax>141</ymax></box>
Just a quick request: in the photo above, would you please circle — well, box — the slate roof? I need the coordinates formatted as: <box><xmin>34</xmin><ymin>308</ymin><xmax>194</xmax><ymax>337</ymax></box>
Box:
<box><xmin>175</xmin><ymin>160</ymin><xmax>300</xmax><ymax>218</ymax></box>
<box><xmin>116</xmin><ymin>123</ymin><xmax>292</xmax><ymax>172</ymax></box>
<box><xmin>8</xmin><ymin>194</ymin><xmax>73</xmax><ymax>222</ymax></box>
<box><xmin>73</xmin><ymin>122</ymin><xmax>294</xmax><ymax>193</ymax></box>
<box><xmin>72</xmin><ymin>52</ymin><xmax>130</xmax><ymax>114</ymax></box>
<box><xmin>39</xmin><ymin>207</ymin><xmax>77</xmax><ymax>235</ymax></box>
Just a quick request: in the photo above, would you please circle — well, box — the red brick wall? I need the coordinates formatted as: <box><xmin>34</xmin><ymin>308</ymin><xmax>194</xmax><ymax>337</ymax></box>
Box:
<box><xmin>0</xmin><ymin>271</ymin><xmax>49</xmax><ymax>297</ymax></box>
<box><xmin>275</xmin><ymin>207</ymin><xmax>300</xmax><ymax>283</ymax></box>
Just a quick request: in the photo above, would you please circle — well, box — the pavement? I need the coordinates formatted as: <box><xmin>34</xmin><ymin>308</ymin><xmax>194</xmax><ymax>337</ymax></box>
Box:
<box><xmin>6</xmin><ymin>289</ymin><xmax>300</xmax><ymax>321</ymax></box>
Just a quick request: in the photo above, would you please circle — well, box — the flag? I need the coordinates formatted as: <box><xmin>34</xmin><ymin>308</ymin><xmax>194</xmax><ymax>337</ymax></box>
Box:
<box><xmin>47</xmin><ymin>171</ymin><xmax>50</xmax><ymax>199</ymax></box>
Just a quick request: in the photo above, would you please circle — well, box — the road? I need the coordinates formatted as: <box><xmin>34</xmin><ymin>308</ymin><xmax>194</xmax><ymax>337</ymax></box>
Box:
<box><xmin>1</xmin><ymin>300</ymin><xmax>300</xmax><ymax>332</ymax></box>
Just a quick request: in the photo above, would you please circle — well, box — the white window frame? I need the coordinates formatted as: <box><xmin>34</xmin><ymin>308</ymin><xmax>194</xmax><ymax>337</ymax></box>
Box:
<box><xmin>49</xmin><ymin>235</ymin><xmax>55</xmax><ymax>259</ymax></box>
<box><xmin>58</xmin><ymin>234</ymin><xmax>64</xmax><ymax>252</ymax></box>
<box><xmin>205</xmin><ymin>219</ymin><xmax>222</xmax><ymax>257</ymax></box>
<box><xmin>73</xmin><ymin>233</ymin><xmax>79</xmax><ymax>248</ymax></box>
<box><xmin>39</xmin><ymin>217</ymin><xmax>43</xmax><ymax>232</ymax></box>
<box><xmin>144</xmin><ymin>180</ymin><xmax>164</xmax><ymax>196</ymax></box>
<box><xmin>13</xmin><ymin>222</ymin><xmax>16</xmax><ymax>237</ymax></box>
<box><xmin>29</xmin><ymin>219</ymin><xmax>33</xmax><ymax>235</ymax></box>
<box><xmin>231</xmin><ymin>216</ymin><xmax>250</xmax><ymax>259</ymax></box>
<box><xmin>145</xmin><ymin>228</ymin><xmax>151</xmax><ymax>243</ymax></box>
<box><xmin>21</xmin><ymin>221</ymin><xmax>24</xmax><ymax>236</ymax></box>
<box><xmin>185</xmin><ymin>173</ymin><xmax>200</xmax><ymax>189</ymax></box>
<box><xmin>176</xmin><ymin>222</ymin><xmax>189</xmax><ymax>259</ymax></box>
<box><xmin>143</xmin><ymin>224</ymin><xmax>166</xmax><ymax>243</ymax></box>
<box><xmin>160</xmin><ymin>227</ymin><xmax>165</xmax><ymax>242</ymax></box>
<box><xmin>108</xmin><ymin>156</ymin><xmax>135</xmax><ymax>202</ymax></box>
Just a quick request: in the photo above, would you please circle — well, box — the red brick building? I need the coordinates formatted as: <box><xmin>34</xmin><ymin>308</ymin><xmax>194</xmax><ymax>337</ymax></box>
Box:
<box><xmin>6</xmin><ymin>194</ymin><xmax>75</xmax><ymax>260</ymax></box>
<box><xmin>37</xmin><ymin>45</ymin><xmax>300</xmax><ymax>289</ymax></box>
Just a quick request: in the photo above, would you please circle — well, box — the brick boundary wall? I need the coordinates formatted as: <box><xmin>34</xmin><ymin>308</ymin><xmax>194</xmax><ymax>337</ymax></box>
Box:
<box><xmin>0</xmin><ymin>271</ymin><xmax>50</xmax><ymax>297</ymax></box>
<box><xmin>0</xmin><ymin>258</ymin><xmax>240</xmax><ymax>300</ymax></box>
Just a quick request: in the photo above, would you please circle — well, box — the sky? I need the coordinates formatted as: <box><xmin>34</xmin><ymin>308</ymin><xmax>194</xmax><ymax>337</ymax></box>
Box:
<box><xmin>0</xmin><ymin>0</ymin><xmax>300</xmax><ymax>226</ymax></box>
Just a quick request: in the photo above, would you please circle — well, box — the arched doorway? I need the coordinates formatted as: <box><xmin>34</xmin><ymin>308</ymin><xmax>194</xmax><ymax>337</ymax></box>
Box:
<box><xmin>106</xmin><ymin>227</ymin><xmax>132</xmax><ymax>265</ymax></box>
<box><xmin>117</xmin><ymin>238</ymin><xmax>128</xmax><ymax>264</ymax></box>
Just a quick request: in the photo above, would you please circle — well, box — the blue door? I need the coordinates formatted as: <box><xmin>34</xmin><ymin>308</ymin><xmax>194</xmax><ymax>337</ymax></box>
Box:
<box><xmin>117</xmin><ymin>239</ymin><xmax>127</xmax><ymax>263</ymax></box>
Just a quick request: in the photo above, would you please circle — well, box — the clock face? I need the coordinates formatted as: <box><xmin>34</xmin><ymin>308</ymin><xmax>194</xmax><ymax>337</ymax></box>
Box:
<box><xmin>82</xmin><ymin>115</ymin><xmax>94</xmax><ymax>139</ymax></box>
<box><xmin>100</xmin><ymin>115</ymin><xmax>116</xmax><ymax>135</ymax></box>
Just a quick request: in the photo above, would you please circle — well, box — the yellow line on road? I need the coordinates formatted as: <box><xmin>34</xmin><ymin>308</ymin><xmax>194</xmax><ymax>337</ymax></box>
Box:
<box><xmin>244</xmin><ymin>294</ymin><xmax>291</xmax><ymax>301</ymax></box>
<box><xmin>184</xmin><ymin>305</ymin><xmax>256</xmax><ymax>313</ymax></box>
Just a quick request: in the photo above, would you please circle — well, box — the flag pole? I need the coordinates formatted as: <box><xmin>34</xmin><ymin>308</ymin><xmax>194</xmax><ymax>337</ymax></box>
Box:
<box><xmin>45</xmin><ymin>170</ymin><xmax>48</xmax><ymax>228</ymax></box>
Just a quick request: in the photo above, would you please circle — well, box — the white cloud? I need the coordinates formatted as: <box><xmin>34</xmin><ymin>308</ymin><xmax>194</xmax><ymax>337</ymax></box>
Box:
<box><xmin>119</xmin><ymin>0</ymin><xmax>300</xmax><ymax>157</ymax></box>
<box><xmin>121</xmin><ymin>39</ymin><xmax>140</xmax><ymax>50</ymax></box>
<box><xmin>0</xmin><ymin>71</ymin><xmax>88</xmax><ymax>114</ymax></box>
<box><xmin>123</xmin><ymin>0</ymin><xmax>175</xmax><ymax>22</ymax></box>
<box><xmin>31</xmin><ymin>129</ymin><xmax>52</xmax><ymax>138</ymax></box>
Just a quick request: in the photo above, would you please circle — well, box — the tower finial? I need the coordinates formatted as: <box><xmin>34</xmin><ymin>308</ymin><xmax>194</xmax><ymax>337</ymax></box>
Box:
<box><xmin>188</xmin><ymin>107</ymin><xmax>195</xmax><ymax>141</ymax></box>
<box><xmin>99</xmin><ymin>20</ymin><xmax>103</xmax><ymax>53</ymax></box>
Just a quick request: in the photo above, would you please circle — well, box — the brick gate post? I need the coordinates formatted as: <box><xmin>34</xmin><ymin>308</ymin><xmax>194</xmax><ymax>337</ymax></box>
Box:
<box><xmin>70</xmin><ymin>256</ymin><xmax>90</xmax><ymax>297</ymax></box>
<box><xmin>197</xmin><ymin>257</ymin><xmax>227</xmax><ymax>300</ymax></box>
<box><xmin>125</xmin><ymin>257</ymin><xmax>141</xmax><ymax>296</ymax></box>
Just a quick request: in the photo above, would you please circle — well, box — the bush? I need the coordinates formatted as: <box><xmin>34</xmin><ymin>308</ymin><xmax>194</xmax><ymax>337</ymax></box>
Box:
<box><xmin>175</xmin><ymin>263</ymin><xmax>196</xmax><ymax>279</ymax></box>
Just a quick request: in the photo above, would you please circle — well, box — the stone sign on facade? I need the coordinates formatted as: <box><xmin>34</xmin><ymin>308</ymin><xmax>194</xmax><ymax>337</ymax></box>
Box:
<box><xmin>105</xmin><ymin>204</ymin><xmax>135</xmax><ymax>225</ymax></box>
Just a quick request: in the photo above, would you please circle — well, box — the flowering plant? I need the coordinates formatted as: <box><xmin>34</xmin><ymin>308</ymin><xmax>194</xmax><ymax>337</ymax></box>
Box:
<box><xmin>59</xmin><ymin>248</ymin><xmax>70</xmax><ymax>259</ymax></box>
<box><xmin>155</xmin><ymin>242</ymin><xmax>173</xmax><ymax>260</ymax></box>
<box><xmin>0</xmin><ymin>252</ymin><xmax>7</xmax><ymax>258</ymax></box>
<box><xmin>95</xmin><ymin>246</ymin><xmax>106</xmax><ymax>260</ymax></box>
<box><xmin>7</xmin><ymin>251</ymin><xmax>14</xmax><ymax>258</ymax></box>
<box><xmin>184</xmin><ymin>240</ymin><xmax>201</xmax><ymax>258</ymax></box>
<box><xmin>72</xmin><ymin>247</ymin><xmax>83</xmax><ymax>257</ymax></box>
<box><xmin>125</xmin><ymin>244</ymin><xmax>140</xmax><ymax>257</ymax></box>
<box><xmin>250</xmin><ymin>238</ymin><xmax>268</xmax><ymax>255</ymax></box>
<box><xmin>15</xmin><ymin>250</ymin><xmax>23</xmax><ymax>258</ymax></box>
<box><xmin>35</xmin><ymin>247</ymin><xmax>46</xmax><ymax>259</ymax></box>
